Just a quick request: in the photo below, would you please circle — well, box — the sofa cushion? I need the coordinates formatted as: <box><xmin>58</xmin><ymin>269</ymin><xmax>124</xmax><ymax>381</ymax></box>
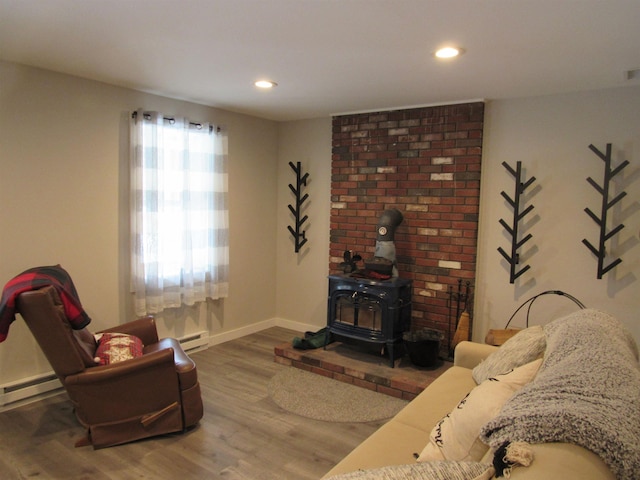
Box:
<box><xmin>479</xmin><ymin>443</ymin><xmax>615</xmax><ymax>480</ymax></box>
<box><xmin>324</xmin><ymin>420</ymin><xmax>435</xmax><ymax>477</ymax></box>
<box><xmin>94</xmin><ymin>332</ymin><xmax>144</xmax><ymax>365</ymax></box>
<box><xmin>394</xmin><ymin>366</ymin><xmax>478</xmax><ymax>431</ymax></box>
<box><xmin>325</xmin><ymin>460</ymin><xmax>492</xmax><ymax>480</ymax></box>
<box><xmin>323</xmin><ymin>367</ymin><xmax>478</xmax><ymax>479</ymax></box>
<box><xmin>418</xmin><ymin>358</ymin><xmax>542</xmax><ymax>462</ymax></box>
<box><xmin>472</xmin><ymin>325</ymin><xmax>545</xmax><ymax>383</ymax></box>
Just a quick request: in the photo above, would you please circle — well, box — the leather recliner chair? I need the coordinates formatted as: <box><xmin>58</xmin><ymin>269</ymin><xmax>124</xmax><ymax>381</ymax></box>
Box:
<box><xmin>16</xmin><ymin>285</ymin><xmax>204</xmax><ymax>448</ymax></box>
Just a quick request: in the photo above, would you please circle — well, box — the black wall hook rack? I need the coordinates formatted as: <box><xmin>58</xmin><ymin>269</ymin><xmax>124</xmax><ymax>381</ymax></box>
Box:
<box><xmin>288</xmin><ymin>161</ymin><xmax>309</xmax><ymax>253</ymax></box>
<box><xmin>582</xmin><ymin>143</ymin><xmax>628</xmax><ymax>279</ymax></box>
<box><xmin>498</xmin><ymin>161</ymin><xmax>536</xmax><ymax>284</ymax></box>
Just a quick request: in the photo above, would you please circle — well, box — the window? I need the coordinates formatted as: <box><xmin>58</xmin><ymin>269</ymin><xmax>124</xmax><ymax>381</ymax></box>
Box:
<box><xmin>130</xmin><ymin>110</ymin><xmax>229</xmax><ymax>316</ymax></box>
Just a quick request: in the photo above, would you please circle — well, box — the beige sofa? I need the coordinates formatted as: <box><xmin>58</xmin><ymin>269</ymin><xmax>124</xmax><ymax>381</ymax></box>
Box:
<box><xmin>323</xmin><ymin>309</ymin><xmax>640</xmax><ymax>479</ymax></box>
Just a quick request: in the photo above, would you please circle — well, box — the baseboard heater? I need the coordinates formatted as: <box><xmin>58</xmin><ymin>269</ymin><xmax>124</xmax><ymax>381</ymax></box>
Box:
<box><xmin>177</xmin><ymin>330</ymin><xmax>210</xmax><ymax>353</ymax></box>
<box><xmin>0</xmin><ymin>330</ymin><xmax>210</xmax><ymax>409</ymax></box>
<box><xmin>0</xmin><ymin>372</ymin><xmax>62</xmax><ymax>408</ymax></box>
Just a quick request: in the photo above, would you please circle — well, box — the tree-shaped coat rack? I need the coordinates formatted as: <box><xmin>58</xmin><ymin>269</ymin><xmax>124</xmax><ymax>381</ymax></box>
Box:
<box><xmin>582</xmin><ymin>143</ymin><xmax>628</xmax><ymax>279</ymax></box>
<box><xmin>498</xmin><ymin>161</ymin><xmax>536</xmax><ymax>283</ymax></box>
<box><xmin>288</xmin><ymin>161</ymin><xmax>309</xmax><ymax>253</ymax></box>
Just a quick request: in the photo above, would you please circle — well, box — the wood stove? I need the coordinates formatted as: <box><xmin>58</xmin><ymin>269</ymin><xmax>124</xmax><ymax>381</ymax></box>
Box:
<box><xmin>325</xmin><ymin>274</ymin><xmax>412</xmax><ymax>367</ymax></box>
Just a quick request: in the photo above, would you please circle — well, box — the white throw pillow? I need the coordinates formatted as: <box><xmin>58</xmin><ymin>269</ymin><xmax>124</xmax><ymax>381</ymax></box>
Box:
<box><xmin>417</xmin><ymin>358</ymin><xmax>542</xmax><ymax>463</ymax></box>
<box><xmin>472</xmin><ymin>325</ymin><xmax>545</xmax><ymax>384</ymax></box>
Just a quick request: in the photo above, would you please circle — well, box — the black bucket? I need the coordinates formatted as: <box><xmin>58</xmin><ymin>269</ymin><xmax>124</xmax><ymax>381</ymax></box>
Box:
<box><xmin>403</xmin><ymin>329</ymin><xmax>443</xmax><ymax>367</ymax></box>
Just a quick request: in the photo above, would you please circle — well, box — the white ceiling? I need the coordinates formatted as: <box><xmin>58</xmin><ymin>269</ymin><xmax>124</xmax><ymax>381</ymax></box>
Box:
<box><xmin>1</xmin><ymin>0</ymin><xmax>639</xmax><ymax>122</ymax></box>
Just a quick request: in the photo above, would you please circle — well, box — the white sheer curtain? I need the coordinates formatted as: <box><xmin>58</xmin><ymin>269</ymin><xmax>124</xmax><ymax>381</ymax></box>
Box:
<box><xmin>130</xmin><ymin>109</ymin><xmax>229</xmax><ymax>316</ymax></box>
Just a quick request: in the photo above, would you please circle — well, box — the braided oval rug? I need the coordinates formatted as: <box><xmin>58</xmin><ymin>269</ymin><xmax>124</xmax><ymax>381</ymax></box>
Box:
<box><xmin>268</xmin><ymin>367</ymin><xmax>408</xmax><ymax>422</ymax></box>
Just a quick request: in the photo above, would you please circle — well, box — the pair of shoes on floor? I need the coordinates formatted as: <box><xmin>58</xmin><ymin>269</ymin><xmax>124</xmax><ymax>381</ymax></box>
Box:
<box><xmin>292</xmin><ymin>327</ymin><xmax>328</xmax><ymax>350</ymax></box>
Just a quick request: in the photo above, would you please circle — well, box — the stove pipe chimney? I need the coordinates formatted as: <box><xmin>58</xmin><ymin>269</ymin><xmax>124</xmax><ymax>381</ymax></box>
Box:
<box><xmin>373</xmin><ymin>209</ymin><xmax>403</xmax><ymax>277</ymax></box>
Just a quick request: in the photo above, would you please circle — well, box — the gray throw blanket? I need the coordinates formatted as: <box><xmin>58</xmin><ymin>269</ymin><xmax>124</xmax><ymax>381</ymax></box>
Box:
<box><xmin>480</xmin><ymin>309</ymin><xmax>640</xmax><ymax>480</ymax></box>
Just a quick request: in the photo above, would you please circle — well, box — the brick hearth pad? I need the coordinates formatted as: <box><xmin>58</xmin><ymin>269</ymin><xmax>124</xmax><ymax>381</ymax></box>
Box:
<box><xmin>274</xmin><ymin>340</ymin><xmax>452</xmax><ymax>401</ymax></box>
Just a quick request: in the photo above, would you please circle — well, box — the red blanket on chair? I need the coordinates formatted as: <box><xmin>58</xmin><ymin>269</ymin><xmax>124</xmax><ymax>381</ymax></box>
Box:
<box><xmin>0</xmin><ymin>265</ymin><xmax>91</xmax><ymax>343</ymax></box>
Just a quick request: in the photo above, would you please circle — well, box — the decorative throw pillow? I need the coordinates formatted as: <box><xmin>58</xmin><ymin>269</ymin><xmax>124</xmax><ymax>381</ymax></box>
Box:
<box><xmin>94</xmin><ymin>333</ymin><xmax>144</xmax><ymax>365</ymax></box>
<box><xmin>326</xmin><ymin>461</ymin><xmax>492</xmax><ymax>480</ymax></box>
<box><xmin>472</xmin><ymin>325</ymin><xmax>545</xmax><ymax>384</ymax></box>
<box><xmin>417</xmin><ymin>358</ymin><xmax>543</xmax><ymax>463</ymax></box>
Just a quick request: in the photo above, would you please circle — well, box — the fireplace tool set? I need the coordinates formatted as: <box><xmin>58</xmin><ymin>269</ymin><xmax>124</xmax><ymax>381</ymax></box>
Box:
<box><xmin>447</xmin><ymin>280</ymin><xmax>473</xmax><ymax>359</ymax></box>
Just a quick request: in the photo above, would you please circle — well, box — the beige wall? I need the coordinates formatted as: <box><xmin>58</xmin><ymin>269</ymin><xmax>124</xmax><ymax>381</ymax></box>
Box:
<box><xmin>271</xmin><ymin>88</ymin><xmax>640</xmax><ymax>346</ymax></box>
<box><xmin>0</xmin><ymin>61</ymin><xmax>278</xmax><ymax>384</ymax></box>
<box><xmin>475</xmin><ymin>86</ymin><xmax>640</xmax><ymax>342</ymax></box>
<box><xmin>2</xmin><ymin>59</ymin><xmax>639</xmax><ymax>388</ymax></box>
<box><xmin>275</xmin><ymin>118</ymin><xmax>332</xmax><ymax>332</ymax></box>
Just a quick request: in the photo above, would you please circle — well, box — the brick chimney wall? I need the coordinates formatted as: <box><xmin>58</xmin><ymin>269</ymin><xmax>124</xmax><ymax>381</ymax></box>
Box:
<box><xmin>330</xmin><ymin>102</ymin><xmax>484</xmax><ymax>340</ymax></box>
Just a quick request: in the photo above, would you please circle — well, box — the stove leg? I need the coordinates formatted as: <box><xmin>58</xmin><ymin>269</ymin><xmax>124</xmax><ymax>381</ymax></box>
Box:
<box><xmin>386</xmin><ymin>341</ymin><xmax>395</xmax><ymax>368</ymax></box>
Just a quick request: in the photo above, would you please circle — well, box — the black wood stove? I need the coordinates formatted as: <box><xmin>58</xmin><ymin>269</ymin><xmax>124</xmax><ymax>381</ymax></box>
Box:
<box><xmin>325</xmin><ymin>274</ymin><xmax>412</xmax><ymax>367</ymax></box>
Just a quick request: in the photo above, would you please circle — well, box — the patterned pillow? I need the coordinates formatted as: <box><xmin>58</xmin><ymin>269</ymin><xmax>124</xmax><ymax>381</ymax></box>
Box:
<box><xmin>94</xmin><ymin>333</ymin><xmax>144</xmax><ymax>365</ymax></box>
<box><xmin>418</xmin><ymin>358</ymin><xmax>542</xmax><ymax>462</ymax></box>
<box><xmin>472</xmin><ymin>325</ymin><xmax>545</xmax><ymax>384</ymax></box>
<box><xmin>326</xmin><ymin>461</ymin><xmax>492</xmax><ymax>480</ymax></box>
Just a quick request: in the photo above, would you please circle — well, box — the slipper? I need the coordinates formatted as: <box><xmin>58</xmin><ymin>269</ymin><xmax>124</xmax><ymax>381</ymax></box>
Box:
<box><xmin>293</xmin><ymin>328</ymin><xmax>329</xmax><ymax>349</ymax></box>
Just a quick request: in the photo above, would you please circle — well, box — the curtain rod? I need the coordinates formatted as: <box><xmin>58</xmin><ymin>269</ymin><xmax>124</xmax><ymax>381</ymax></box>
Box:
<box><xmin>131</xmin><ymin>111</ymin><xmax>220</xmax><ymax>133</ymax></box>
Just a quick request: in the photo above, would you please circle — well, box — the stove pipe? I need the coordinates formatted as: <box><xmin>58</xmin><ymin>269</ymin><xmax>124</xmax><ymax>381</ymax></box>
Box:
<box><xmin>374</xmin><ymin>209</ymin><xmax>403</xmax><ymax>277</ymax></box>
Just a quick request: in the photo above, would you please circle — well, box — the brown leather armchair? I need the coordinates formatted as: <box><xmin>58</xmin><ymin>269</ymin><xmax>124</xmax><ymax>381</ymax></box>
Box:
<box><xmin>16</xmin><ymin>285</ymin><xmax>203</xmax><ymax>449</ymax></box>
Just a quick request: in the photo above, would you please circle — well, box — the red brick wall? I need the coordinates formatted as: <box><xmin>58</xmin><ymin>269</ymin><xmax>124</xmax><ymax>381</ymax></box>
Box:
<box><xmin>329</xmin><ymin>102</ymin><xmax>484</xmax><ymax>341</ymax></box>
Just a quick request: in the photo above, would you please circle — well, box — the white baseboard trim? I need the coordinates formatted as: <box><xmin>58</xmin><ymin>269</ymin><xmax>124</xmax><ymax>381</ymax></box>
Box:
<box><xmin>274</xmin><ymin>317</ymin><xmax>323</xmax><ymax>335</ymax></box>
<box><xmin>208</xmin><ymin>318</ymin><xmax>277</xmax><ymax>345</ymax></box>
<box><xmin>208</xmin><ymin>317</ymin><xmax>323</xmax><ymax>346</ymax></box>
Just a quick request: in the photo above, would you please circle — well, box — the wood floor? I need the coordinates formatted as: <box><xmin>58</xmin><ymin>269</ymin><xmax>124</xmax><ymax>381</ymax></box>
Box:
<box><xmin>0</xmin><ymin>327</ymin><xmax>385</xmax><ymax>479</ymax></box>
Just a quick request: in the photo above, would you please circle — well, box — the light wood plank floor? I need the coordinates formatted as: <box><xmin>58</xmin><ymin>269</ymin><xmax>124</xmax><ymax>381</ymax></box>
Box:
<box><xmin>0</xmin><ymin>327</ymin><xmax>384</xmax><ymax>479</ymax></box>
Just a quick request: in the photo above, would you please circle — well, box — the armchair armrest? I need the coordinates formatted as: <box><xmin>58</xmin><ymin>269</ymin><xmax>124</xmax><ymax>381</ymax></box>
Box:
<box><xmin>453</xmin><ymin>341</ymin><xmax>498</xmax><ymax>369</ymax></box>
<box><xmin>98</xmin><ymin>316</ymin><xmax>159</xmax><ymax>346</ymax></box>
<box><xmin>64</xmin><ymin>348</ymin><xmax>181</xmax><ymax>426</ymax></box>
<box><xmin>65</xmin><ymin>348</ymin><xmax>174</xmax><ymax>385</ymax></box>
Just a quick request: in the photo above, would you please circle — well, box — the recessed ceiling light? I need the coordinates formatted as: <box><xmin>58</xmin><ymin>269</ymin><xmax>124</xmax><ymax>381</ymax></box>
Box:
<box><xmin>255</xmin><ymin>80</ymin><xmax>278</xmax><ymax>89</ymax></box>
<box><xmin>435</xmin><ymin>47</ymin><xmax>464</xmax><ymax>59</ymax></box>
